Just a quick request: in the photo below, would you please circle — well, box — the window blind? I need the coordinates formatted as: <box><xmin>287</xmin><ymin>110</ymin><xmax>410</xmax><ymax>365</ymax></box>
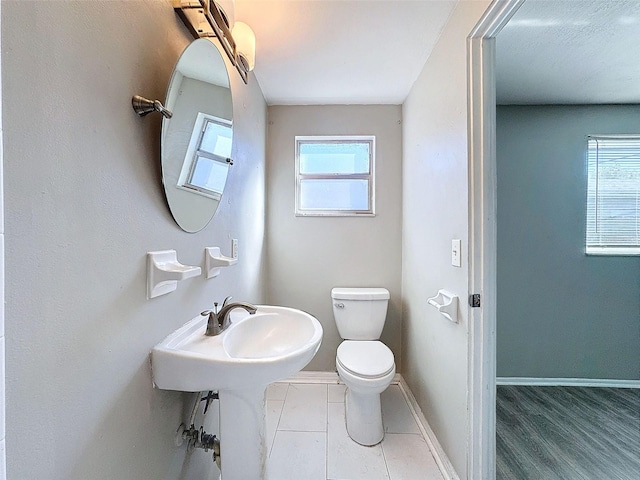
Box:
<box><xmin>586</xmin><ymin>136</ymin><xmax>640</xmax><ymax>255</ymax></box>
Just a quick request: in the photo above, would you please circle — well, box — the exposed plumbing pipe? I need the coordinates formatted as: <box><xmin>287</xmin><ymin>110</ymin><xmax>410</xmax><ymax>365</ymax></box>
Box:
<box><xmin>174</xmin><ymin>391</ymin><xmax>221</xmax><ymax>469</ymax></box>
<box><xmin>188</xmin><ymin>391</ymin><xmax>204</xmax><ymax>426</ymax></box>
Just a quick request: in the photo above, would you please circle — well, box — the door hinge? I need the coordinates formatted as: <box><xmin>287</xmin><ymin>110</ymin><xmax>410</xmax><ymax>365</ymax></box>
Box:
<box><xmin>469</xmin><ymin>294</ymin><xmax>481</xmax><ymax>308</ymax></box>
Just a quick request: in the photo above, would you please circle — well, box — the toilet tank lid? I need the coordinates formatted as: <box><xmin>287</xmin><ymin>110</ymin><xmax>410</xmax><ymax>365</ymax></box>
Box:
<box><xmin>331</xmin><ymin>287</ymin><xmax>390</xmax><ymax>300</ymax></box>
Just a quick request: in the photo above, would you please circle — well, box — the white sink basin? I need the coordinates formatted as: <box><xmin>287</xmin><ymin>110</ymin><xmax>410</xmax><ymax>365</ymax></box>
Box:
<box><xmin>151</xmin><ymin>305</ymin><xmax>323</xmax><ymax>392</ymax></box>
<box><xmin>151</xmin><ymin>305</ymin><xmax>323</xmax><ymax>479</ymax></box>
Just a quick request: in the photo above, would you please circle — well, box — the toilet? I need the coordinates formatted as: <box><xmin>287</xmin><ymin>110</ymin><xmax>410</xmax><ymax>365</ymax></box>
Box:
<box><xmin>331</xmin><ymin>287</ymin><xmax>395</xmax><ymax>446</ymax></box>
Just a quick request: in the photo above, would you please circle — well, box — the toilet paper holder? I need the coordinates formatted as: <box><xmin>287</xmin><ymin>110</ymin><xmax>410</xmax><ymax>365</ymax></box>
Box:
<box><xmin>427</xmin><ymin>289</ymin><xmax>459</xmax><ymax>323</ymax></box>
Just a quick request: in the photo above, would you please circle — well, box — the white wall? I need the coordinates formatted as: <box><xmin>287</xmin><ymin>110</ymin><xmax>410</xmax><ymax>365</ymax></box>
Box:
<box><xmin>266</xmin><ymin>105</ymin><xmax>403</xmax><ymax>371</ymax></box>
<box><xmin>2</xmin><ymin>1</ymin><xmax>266</xmax><ymax>479</ymax></box>
<box><xmin>402</xmin><ymin>1</ymin><xmax>491</xmax><ymax>478</ymax></box>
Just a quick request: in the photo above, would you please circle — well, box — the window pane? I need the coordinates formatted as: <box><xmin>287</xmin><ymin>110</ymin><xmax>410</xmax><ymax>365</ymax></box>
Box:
<box><xmin>586</xmin><ymin>137</ymin><xmax>640</xmax><ymax>251</ymax></box>
<box><xmin>299</xmin><ymin>142</ymin><xmax>370</xmax><ymax>175</ymax></box>
<box><xmin>299</xmin><ymin>179</ymin><xmax>369</xmax><ymax>211</ymax></box>
<box><xmin>201</xmin><ymin>120</ymin><xmax>232</xmax><ymax>158</ymax></box>
<box><xmin>189</xmin><ymin>155</ymin><xmax>230</xmax><ymax>194</ymax></box>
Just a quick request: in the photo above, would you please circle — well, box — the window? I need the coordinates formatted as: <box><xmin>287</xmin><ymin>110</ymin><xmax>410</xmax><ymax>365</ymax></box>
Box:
<box><xmin>295</xmin><ymin>136</ymin><xmax>375</xmax><ymax>216</ymax></box>
<box><xmin>586</xmin><ymin>135</ymin><xmax>640</xmax><ymax>255</ymax></box>
<box><xmin>178</xmin><ymin>113</ymin><xmax>233</xmax><ymax>200</ymax></box>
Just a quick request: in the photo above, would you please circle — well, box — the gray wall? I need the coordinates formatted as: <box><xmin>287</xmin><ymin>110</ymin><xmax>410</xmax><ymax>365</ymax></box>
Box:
<box><xmin>266</xmin><ymin>105</ymin><xmax>403</xmax><ymax>371</ymax></box>
<box><xmin>402</xmin><ymin>1</ymin><xmax>491</xmax><ymax>477</ymax></box>
<box><xmin>3</xmin><ymin>1</ymin><xmax>266</xmax><ymax>479</ymax></box>
<box><xmin>0</xmin><ymin>0</ymin><xmax>4</xmax><ymax>476</ymax></box>
<box><xmin>496</xmin><ymin>105</ymin><xmax>640</xmax><ymax>380</ymax></box>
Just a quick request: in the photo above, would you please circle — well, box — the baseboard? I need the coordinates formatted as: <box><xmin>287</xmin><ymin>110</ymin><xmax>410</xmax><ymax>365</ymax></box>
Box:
<box><xmin>283</xmin><ymin>371</ymin><xmax>403</xmax><ymax>385</ymax></box>
<box><xmin>497</xmin><ymin>377</ymin><xmax>640</xmax><ymax>389</ymax></box>
<box><xmin>282</xmin><ymin>371</ymin><xmax>340</xmax><ymax>384</ymax></box>
<box><xmin>397</xmin><ymin>376</ymin><xmax>460</xmax><ymax>480</ymax></box>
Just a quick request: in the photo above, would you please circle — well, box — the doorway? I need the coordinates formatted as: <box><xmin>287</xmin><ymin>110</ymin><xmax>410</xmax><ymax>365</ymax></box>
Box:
<box><xmin>469</xmin><ymin>1</ymin><xmax>640</xmax><ymax>479</ymax></box>
<box><xmin>493</xmin><ymin>1</ymin><xmax>640</xmax><ymax>477</ymax></box>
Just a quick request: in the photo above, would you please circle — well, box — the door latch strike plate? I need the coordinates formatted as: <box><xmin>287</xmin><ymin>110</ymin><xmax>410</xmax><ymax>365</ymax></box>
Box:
<box><xmin>469</xmin><ymin>294</ymin><xmax>481</xmax><ymax>308</ymax></box>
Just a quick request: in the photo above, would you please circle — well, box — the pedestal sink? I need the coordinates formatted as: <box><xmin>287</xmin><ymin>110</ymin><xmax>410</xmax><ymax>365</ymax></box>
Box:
<box><xmin>151</xmin><ymin>305</ymin><xmax>323</xmax><ymax>480</ymax></box>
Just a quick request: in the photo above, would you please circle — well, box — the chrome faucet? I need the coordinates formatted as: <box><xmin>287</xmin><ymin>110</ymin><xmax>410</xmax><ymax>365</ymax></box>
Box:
<box><xmin>201</xmin><ymin>296</ymin><xmax>257</xmax><ymax>336</ymax></box>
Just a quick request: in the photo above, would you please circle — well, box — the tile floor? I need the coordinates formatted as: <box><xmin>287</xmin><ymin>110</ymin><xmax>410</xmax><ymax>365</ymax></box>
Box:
<box><xmin>266</xmin><ymin>382</ymin><xmax>444</xmax><ymax>480</ymax></box>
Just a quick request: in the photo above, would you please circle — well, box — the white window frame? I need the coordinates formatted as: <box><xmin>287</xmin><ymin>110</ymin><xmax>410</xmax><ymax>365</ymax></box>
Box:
<box><xmin>177</xmin><ymin>112</ymin><xmax>233</xmax><ymax>201</ymax></box>
<box><xmin>295</xmin><ymin>135</ymin><xmax>375</xmax><ymax>217</ymax></box>
<box><xmin>586</xmin><ymin>134</ymin><xmax>640</xmax><ymax>256</ymax></box>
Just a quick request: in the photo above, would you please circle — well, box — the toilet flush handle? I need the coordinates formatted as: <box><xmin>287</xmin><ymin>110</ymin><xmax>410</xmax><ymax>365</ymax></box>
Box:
<box><xmin>334</xmin><ymin>303</ymin><xmax>345</xmax><ymax>309</ymax></box>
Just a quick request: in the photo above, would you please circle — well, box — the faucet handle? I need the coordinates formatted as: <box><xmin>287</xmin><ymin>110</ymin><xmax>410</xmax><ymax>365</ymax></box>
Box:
<box><xmin>201</xmin><ymin>310</ymin><xmax>222</xmax><ymax>336</ymax></box>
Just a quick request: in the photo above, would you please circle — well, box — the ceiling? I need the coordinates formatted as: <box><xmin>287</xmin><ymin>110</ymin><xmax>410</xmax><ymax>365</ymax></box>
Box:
<box><xmin>496</xmin><ymin>0</ymin><xmax>640</xmax><ymax>105</ymax></box>
<box><xmin>235</xmin><ymin>0</ymin><xmax>457</xmax><ymax>105</ymax></box>
<box><xmin>232</xmin><ymin>1</ymin><xmax>640</xmax><ymax>106</ymax></box>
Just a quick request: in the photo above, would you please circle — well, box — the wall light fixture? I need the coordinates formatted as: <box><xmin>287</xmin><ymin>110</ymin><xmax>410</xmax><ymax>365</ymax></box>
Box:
<box><xmin>232</xmin><ymin>21</ymin><xmax>256</xmax><ymax>72</ymax></box>
<box><xmin>172</xmin><ymin>0</ymin><xmax>255</xmax><ymax>84</ymax></box>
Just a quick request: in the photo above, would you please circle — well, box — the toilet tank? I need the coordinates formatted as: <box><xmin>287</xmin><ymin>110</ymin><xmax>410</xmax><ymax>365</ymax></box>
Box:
<box><xmin>331</xmin><ymin>287</ymin><xmax>390</xmax><ymax>340</ymax></box>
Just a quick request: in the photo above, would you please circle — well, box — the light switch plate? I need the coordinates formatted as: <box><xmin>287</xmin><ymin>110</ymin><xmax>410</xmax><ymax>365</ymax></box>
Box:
<box><xmin>452</xmin><ymin>239</ymin><xmax>461</xmax><ymax>267</ymax></box>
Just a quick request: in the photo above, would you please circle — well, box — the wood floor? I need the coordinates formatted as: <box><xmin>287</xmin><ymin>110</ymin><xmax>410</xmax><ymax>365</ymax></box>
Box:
<box><xmin>496</xmin><ymin>385</ymin><xmax>640</xmax><ymax>480</ymax></box>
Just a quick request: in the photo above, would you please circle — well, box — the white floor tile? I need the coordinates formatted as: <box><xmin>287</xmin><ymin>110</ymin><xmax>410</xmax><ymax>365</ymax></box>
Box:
<box><xmin>381</xmin><ymin>385</ymin><xmax>421</xmax><ymax>434</ymax></box>
<box><xmin>268</xmin><ymin>431</ymin><xmax>326</xmax><ymax>480</ymax></box>
<box><xmin>328</xmin><ymin>384</ymin><xmax>346</xmax><ymax>403</ymax></box>
<box><xmin>327</xmin><ymin>402</ymin><xmax>389</xmax><ymax>480</ymax></box>
<box><xmin>278</xmin><ymin>384</ymin><xmax>327</xmax><ymax>432</ymax></box>
<box><xmin>382</xmin><ymin>434</ymin><xmax>443</xmax><ymax>480</ymax></box>
<box><xmin>267</xmin><ymin>383</ymin><xmax>289</xmax><ymax>401</ymax></box>
<box><xmin>266</xmin><ymin>400</ymin><xmax>284</xmax><ymax>455</ymax></box>
<box><xmin>268</xmin><ymin>381</ymin><xmax>448</xmax><ymax>480</ymax></box>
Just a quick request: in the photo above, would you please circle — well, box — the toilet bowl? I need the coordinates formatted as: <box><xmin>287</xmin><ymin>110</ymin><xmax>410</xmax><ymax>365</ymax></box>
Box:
<box><xmin>331</xmin><ymin>287</ymin><xmax>395</xmax><ymax>446</ymax></box>
<box><xmin>336</xmin><ymin>340</ymin><xmax>395</xmax><ymax>445</ymax></box>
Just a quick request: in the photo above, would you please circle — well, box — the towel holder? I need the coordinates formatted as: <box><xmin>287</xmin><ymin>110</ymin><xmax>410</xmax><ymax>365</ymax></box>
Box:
<box><xmin>147</xmin><ymin>250</ymin><xmax>201</xmax><ymax>299</ymax></box>
<box><xmin>427</xmin><ymin>289</ymin><xmax>459</xmax><ymax>323</ymax></box>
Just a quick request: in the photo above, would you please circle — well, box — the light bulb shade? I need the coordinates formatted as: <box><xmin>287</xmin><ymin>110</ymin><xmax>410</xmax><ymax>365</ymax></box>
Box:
<box><xmin>214</xmin><ymin>0</ymin><xmax>235</xmax><ymax>30</ymax></box>
<box><xmin>233</xmin><ymin>21</ymin><xmax>255</xmax><ymax>72</ymax></box>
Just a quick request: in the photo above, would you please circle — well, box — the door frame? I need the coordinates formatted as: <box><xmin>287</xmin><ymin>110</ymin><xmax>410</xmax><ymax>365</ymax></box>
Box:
<box><xmin>467</xmin><ymin>1</ymin><xmax>524</xmax><ymax>479</ymax></box>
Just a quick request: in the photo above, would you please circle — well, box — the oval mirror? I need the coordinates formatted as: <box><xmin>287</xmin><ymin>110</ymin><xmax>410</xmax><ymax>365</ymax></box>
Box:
<box><xmin>162</xmin><ymin>39</ymin><xmax>233</xmax><ymax>233</ymax></box>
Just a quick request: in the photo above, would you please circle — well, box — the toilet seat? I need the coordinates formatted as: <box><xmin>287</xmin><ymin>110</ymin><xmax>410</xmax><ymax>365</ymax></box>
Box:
<box><xmin>336</xmin><ymin>341</ymin><xmax>395</xmax><ymax>379</ymax></box>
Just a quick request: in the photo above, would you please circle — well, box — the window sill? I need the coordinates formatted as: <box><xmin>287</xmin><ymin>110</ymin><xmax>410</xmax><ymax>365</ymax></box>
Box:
<box><xmin>586</xmin><ymin>247</ymin><xmax>640</xmax><ymax>256</ymax></box>
<box><xmin>295</xmin><ymin>211</ymin><xmax>376</xmax><ymax>217</ymax></box>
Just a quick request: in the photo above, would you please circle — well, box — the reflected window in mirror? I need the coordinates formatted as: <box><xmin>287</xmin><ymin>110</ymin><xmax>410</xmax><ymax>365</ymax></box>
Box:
<box><xmin>161</xmin><ymin>38</ymin><xmax>233</xmax><ymax>233</ymax></box>
<box><xmin>178</xmin><ymin>113</ymin><xmax>233</xmax><ymax>200</ymax></box>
